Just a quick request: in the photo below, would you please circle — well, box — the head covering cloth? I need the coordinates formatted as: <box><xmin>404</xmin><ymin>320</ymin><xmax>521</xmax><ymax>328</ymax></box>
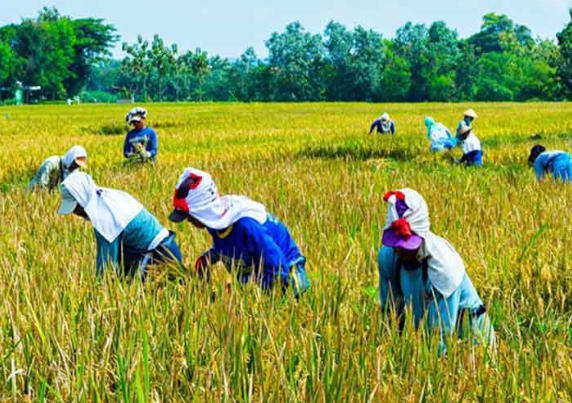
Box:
<box><xmin>383</xmin><ymin>188</ymin><xmax>465</xmax><ymax>298</ymax></box>
<box><xmin>171</xmin><ymin>167</ymin><xmax>267</xmax><ymax>229</ymax></box>
<box><xmin>60</xmin><ymin>172</ymin><xmax>143</xmax><ymax>243</ymax></box>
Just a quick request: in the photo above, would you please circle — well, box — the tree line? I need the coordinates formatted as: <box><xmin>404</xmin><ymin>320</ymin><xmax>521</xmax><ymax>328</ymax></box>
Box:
<box><xmin>1</xmin><ymin>7</ymin><xmax>572</xmax><ymax>103</ymax></box>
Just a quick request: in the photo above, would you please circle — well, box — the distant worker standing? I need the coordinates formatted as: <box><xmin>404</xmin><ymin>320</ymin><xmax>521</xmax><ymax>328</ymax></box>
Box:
<box><xmin>58</xmin><ymin>172</ymin><xmax>183</xmax><ymax>279</ymax></box>
<box><xmin>27</xmin><ymin>145</ymin><xmax>88</xmax><ymax>191</ymax></box>
<box><xmin>124</xmin><ymin>107</ymin><xmax>158</xmax><ymax>162</ymax></box>
<box><xmin>168</xmin><ymin>167</ymin><xmax>309</xmax><ymax>298</ymax></box>
<box><xmin>369</xmin><ymin>113</ymin><xmax>395</xmax><ymax>135</ymax></box>
<box><xmin>425</xmin><ymin>117</ymin><xmax>455</xmax><ymax>152</ymax></box>
<box><xmin>528</xmin><ymin>145</ymin><xmax>572</xmax><ymax>182</ymax></box>
<box><xmin>457</xmin><ymin>126</ymin><xmax>483</xmax><ymax>166</ymax></box>
<box><xmin>456</xmin><ymin>109</ymin><xmax>477</xmax><ymax>143</ymax></box>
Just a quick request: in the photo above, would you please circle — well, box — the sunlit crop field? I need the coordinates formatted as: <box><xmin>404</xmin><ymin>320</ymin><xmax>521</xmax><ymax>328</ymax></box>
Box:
<box><xmin>1</xmin><ymin>102</ymin><xmax>572</xmax><ymax>401</ymax></box>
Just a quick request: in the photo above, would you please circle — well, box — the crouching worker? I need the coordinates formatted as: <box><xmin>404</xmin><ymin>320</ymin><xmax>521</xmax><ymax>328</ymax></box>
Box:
<box><xmin>369</xmin><ymin>113</ymin><xmax>395</xmax><ymax>135</ymax></box>
<box><xmin>378</xmin><ymin>189</ymin><xmax>494</xmax><ymax>354</ymax></box>
<box><xmin>27</xmin><ymin>145</ymin><xmax>87</xmax><ymax>191</ymax></box>
<box><xmin>58</xmin><ymin>172</ymin><xmax>183</xmax><ymax>280</ymax></box>
<box><xmin>457</xmin><ymin>126</ymin><xmax>483</xmax><ymax>166</ymax></box>
<box><xmin>168</xmin><ymin>167</ymin><xmax>309</xmax><ymax>298</ymax></box>
<box><xmin>528</xmin><ymin>145</ymin><xmax>572</xmax><ymax>183</ymax></box>
<box><xmin>425</xmin><ymin>117</ymin><xmax>456</xmax><ymax>152</ymax></box>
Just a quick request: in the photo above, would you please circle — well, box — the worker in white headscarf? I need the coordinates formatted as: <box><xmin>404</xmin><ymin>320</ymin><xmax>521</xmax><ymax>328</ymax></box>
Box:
<box><xmin>58</xmin><ymin>171</ymin><xmax>183</xmax><ymax>279</ymax></box>
<box><xmin>27</xmin><ymin>145</ymin><xmax>88</xmax><ymax>191</ymax></box>
<box><xmin>124</xmin><ymin>107</ymin><xmax>158</xmax><ymax>162</ymax></box>
<box><xmin>369</xmin><ymin>113</ymin><xmax>395</xmax><ymax>135</ymax></box>
<box><xmin>168</xmin><ymin>167</ymin><xmax>309</xmax><ymax>298</ymax></box>
<box><xmin>378</xmin><ymin>189</ymin><xmax>494</xmax><ymax>354</ymax></box>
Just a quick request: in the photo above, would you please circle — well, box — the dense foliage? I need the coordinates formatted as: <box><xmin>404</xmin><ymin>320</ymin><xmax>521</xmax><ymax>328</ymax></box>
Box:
<box><xmin>90</xmin><ymin>10</ymin><xmax>572</xmax><ymax>103</ymax></box>
<box><xmin>0</xmin><ymin>7</ymin><xmax>117</xmax><ymax>100</ymax></box>
<box><xmin>1</xmin><ymin>8</ymin><xmax>571</xmax><ymax>102</ymax></box>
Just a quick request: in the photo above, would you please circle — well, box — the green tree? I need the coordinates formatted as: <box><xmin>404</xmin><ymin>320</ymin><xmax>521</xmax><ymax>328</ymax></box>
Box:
<box><xmin>469</xmin><ymin>13</ymin><xmax>533</xmax><ymax>54</ymax></box>
<box><xmin>65</xmin><ymin>17</ymin><xmax>118</xmax><ymax>96</ymax></box>
<box><xmin>266</xmin><ymin>22</ymin><xmax>326</xmax><ymax>101</ymax></box>
<box><xmin>0</xmin><ymin>40</ymin><xmax>15</xmax><ymax>89</ymax></box>
<box><xmin>380</xmin><ymin>40</ymin><xmax>411</xmax><ymax>101</ymax></box>
<box><xmin>122</xmin><ymin>36</ymin><xmax>151</xmax><ymax>100</ymax></box>
<box><xmin>147</xmin><ymin>35</ymin><xmax>177</xmax><ymax>101</ymax></box>
<box><xmin>557</xmin><ymin>9</ymin><xmax>572</xmax><ymax>98</ymax></box>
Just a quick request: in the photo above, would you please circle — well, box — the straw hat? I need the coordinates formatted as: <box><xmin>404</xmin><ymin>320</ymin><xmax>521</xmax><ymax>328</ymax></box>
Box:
<box><xmin>463</xmin><ymin>109</ymin><xmax>477</xmax><ymax>119</ymax></box>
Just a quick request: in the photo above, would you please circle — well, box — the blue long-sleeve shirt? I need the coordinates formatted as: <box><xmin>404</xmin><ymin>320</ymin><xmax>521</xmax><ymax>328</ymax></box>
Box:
<box><xmin>123</xmin><ymin>127</ymin><xmax>158</xmax><ymax>159</ymax></box>
<box><xmin>203</xmin><ymin>213</ymin><xmax>305</xmax><ymax>291</ymax></box>
<box><xmin>95</xmin><ymin>209</ymin><xmax>165</xmax><ymax>276</ymax></box>
<box><xmin>534</xmin><ymin>151</ymin><xmax>572</xmax><ymax>182</ymax></box>
<box><xmin>378</xmin><ymin>246</ymin><xmax>492</xmax><ymax>352</ymax></box>
<box><xmin>369</xmin><ymin>119</ymin><xmax>395</xmax><ymax>135</ymax></box>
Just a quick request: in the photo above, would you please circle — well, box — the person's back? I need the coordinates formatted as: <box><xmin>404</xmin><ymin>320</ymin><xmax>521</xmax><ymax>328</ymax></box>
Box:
<box><xmin>534</xmin><ymin>150</ymin><xmax>572</xmax><ymax>181</ymax></box>
<box><xmin>426</xmin><ymin>119</ymin><xmax>454</xmax><ymax>152</ymax></box>
<box><xmin>207</xmin><ymin>213</ymin><xmax>303</xmax><ymax>276</ymax></box>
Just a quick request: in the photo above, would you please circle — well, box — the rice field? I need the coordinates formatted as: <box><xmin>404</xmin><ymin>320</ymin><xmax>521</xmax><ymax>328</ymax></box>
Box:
<box><xmin>1</xmin><ymin>102</ymin><xmax>572</xmax><ymax>401</ymax></box>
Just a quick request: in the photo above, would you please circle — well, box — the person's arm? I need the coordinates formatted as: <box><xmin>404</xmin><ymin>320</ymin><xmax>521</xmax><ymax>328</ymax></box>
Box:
<box><xmin>391</xmin><ymin>122</ymin><xmax>395</xmax><ymax>135</ymax></box>
<box><xmin>369</xmin><ymin>120</ymin><xmax>378</xmax><ymax>135</ymax></box>
<box><xmin>148</xmin><ymin>130</ymin><xmax>158</xmax><ymax>158</ymax></box>
<box><xmin>195</xmin><ymin>247</ymin><xmax>221</xmax><ymax>280</ymax></box>
<box><xmin>37</xmin><ymin>162</ymin><xmax>55</xmax><ymax>190</ymax></box>
<box><xmin>378</xmin><ymin>247</ymin><xmax>402</xmax><ymax>313</ymax></box>
<box><xmin>123</xmin><ymin>133</ymin><xmax>132</xmax><ymax>158</ymax></box>
<box><xmin>534</xmin><ymin>155</ymin><xmax>547</xmax><ymax>182</ymax></box>
<box><xmin>94</xmin><ymin>230</ymin><xmax>120</xmax><ymax>277</ymax></box>
<box><xmin>245</xmin><ymin>224</ymin><xmax>290</xmax><ymax>292</ymax></box>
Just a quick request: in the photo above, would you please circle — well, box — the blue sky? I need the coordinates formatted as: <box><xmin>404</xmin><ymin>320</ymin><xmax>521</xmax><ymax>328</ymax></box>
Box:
<box><xmin>1</xmin><ymin>0</ymin><xmax>571</xmax><ymax>58</ymax></box>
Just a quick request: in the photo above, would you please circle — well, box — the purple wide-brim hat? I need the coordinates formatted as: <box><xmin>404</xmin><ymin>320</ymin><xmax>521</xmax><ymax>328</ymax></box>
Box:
<box><xmin>382</xmin><ymin>229</ymin><xmax>423</xmax><ymax>250</ymax></box>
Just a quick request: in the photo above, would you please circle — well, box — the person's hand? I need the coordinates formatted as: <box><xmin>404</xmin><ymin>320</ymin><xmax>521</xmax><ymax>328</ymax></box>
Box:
<box><xmin>195</xmin><ymin>255</ymin><xmax>210</xmax><ymax>281</ymax></box>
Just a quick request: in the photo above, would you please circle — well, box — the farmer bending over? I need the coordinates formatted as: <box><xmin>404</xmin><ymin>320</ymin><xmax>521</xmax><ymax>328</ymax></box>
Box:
<box><xmin>27</xmin><ymin>145</ymin><xmax>87</xmax><ymax>191</ymax></box>
<box><xmin>425</xmin><ymin>117</ymin><xmax>456</xmax><ymax>152</ymax></box>
<box><xmin>168</xmin><ymin>167</ymin><xmax>309</xmax><ymax>298</ymax></box>
<box><xmin>124</xmin><ymin>107</ymin><xmax>158</xmax><ymax>162</ymax></box>
<box><xmin>369</xmin><ymin>113</ymin><xmax>395</xmax><ymax>135</ymax></box>
<box><xmin>456</xmin><ymin>109</ymin><xmax>477</xmax><ymax>143</ymax></box>
<box><xmin>378</xmin><ymin>189</ymin><xmax>494</xmax><ymax>354</ymax></box>
<box><xmin>528</xmin><ymin>145</ymin><xmax>572</xmax><ymax>182</ymax></box>
<box><xmin>456</xmin><ymin>126</ymin><xmax>483</xmax><ymax>166</ymax></box>
<box><xmin>59</xmin><ymin>172</ymin><xmax>183</xmax><ymax>280</ymax></box>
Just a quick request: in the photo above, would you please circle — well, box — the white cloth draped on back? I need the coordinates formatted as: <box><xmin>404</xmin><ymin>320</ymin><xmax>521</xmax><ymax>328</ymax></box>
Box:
<box><xmin>62</xmin><ymin>172</ymin><xmax>144</xmax><ymax>243</ymax></box>
<box><xmin>385</xmin><ymin>188</ymin><xmax>465</xmax><ymax>298</ymax></box>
